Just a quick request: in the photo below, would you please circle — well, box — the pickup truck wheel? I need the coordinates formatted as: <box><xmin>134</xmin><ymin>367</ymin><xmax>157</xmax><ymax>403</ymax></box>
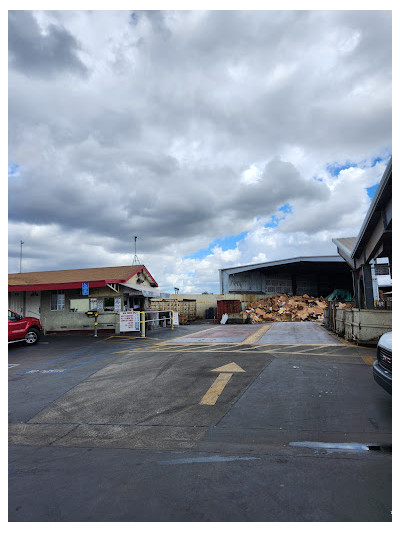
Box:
<box><xmin>25</xmin><ymin>328</ymin><xmax>39</xmax><ymax>345</ymax></box>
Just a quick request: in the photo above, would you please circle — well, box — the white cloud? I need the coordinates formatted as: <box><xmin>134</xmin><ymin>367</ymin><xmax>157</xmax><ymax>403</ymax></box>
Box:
<box><xmin>8</xmin><ymin>10</ymin><xmax>391</xmax><ymax>293</ymax></box>
<box><xmin>240</xmin><ymin>164</ymin><xmax>262</xmax><ymax>184</ymax></box>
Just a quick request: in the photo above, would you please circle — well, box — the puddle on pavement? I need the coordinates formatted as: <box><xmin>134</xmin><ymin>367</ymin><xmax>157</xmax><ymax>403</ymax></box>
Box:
<box><xmin>289</xmin><ymin>441</ymin><xmax>392</xmax><ymax>453</ymax></box>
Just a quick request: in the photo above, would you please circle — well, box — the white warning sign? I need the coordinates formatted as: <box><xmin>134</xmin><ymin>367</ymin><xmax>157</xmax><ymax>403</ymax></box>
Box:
<box><xmin>120</xmin><ymin>310</ymin><xmax>140</xmax><ymax>332</ymax></box>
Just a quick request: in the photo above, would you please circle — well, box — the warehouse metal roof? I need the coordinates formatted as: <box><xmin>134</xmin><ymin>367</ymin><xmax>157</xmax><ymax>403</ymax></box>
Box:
<box><xmin>332</xmin><ymin>238</ymin><xmax>357</xmax><ymax>256</ymax></box>
<box><xmin>331</xmin><ymin>237</ymin><xmax>358</xmax><ymax>267</ymax></box>
<box><xmin>219</xmin><ymin>255</ymin><xmax>345</xmax><ymax>275</ymax></box>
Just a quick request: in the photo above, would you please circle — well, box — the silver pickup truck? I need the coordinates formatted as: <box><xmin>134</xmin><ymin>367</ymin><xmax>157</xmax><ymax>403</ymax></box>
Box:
<box><xmin>373</xmin><ymin>331</ymin><xmax>392</xmax><ymax>394</ymax></box>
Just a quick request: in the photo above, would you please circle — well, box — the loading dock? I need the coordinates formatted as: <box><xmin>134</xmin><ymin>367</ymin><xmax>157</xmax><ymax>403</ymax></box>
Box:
<box><xmin>219</xmin><ymin>256</ymin><xmax>353</xmax><ymax>297</ymax></box>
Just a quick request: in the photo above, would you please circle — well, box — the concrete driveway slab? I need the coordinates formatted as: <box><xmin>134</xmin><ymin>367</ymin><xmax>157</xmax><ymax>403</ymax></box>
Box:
<box><xmin>27</xmin><ymin>349</ymin><xmax>271</xmax><ymax>449</ymax></box>
<box><xmin>256</xmin><ymin>322</ymin><xmax>343</xmax><ymax>344</ymax></box>
<box><xmin>171</xmin><ymin>324</ymin><xmax>268</xmax><ymax>343</ymax></box>
<box><xmin>9</xmin><ymin>326</ymin><xmax>391</xmax><ymax>522</ymax></box>
<box><xmin>197</xmin><ymin>353</ymin><xmax>392</xmax><ymax>454</ymax></box>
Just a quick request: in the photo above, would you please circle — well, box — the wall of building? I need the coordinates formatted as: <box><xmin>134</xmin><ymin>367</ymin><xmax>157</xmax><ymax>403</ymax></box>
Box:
<box><xmin>230</xmin><ymin>271</ymin><xmax>323</xmax><ymax>296</ymax></box>
<box><xmin>228</xmin><ymin>271</ymin><xmax>266</xmax><ymax>294</ymax></box>
<box><xmin>226</xmin><ymin>270</ymin><xmax>348</xmax><ymax>298</ymax></box>
<box><xmin>8</xmin><ymin>292</ymin><xmax>25</xmax><ymax>316</ymax></box>
<box><xmin>264</xmin><ymin>273</ymin><xmax>293</xmax><ymax>295</ymax></box>
<box><xmin>169</xmin><ymin>293</ymin><xmax>266</xmax><ymax>318</ymax></box>
<box><xmin>40</xmin><ymin>286</ymin><xmax>123</xmax><ymax>332</ymax></box>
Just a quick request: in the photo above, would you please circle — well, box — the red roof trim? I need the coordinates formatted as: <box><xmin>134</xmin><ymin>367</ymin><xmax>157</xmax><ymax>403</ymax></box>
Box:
<box><xmin>9</xmin><ymin>270</ymin><xmax>159</xmax><ymax>293</ymax></box>
<box><xmin>126</xmin><ymin>266</ymin><xmax>158</xmax><ymax>287</ymax></box>
<box><xmin>8</xmin><ymin>281</ymin><xmax>108</xmax><ymax>292</ymax></box>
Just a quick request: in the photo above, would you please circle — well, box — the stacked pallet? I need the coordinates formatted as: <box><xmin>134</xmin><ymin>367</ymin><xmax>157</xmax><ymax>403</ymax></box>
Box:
<box><xmin>244</xmin><ymin>294</ymin><xmax>329</xmax><ymax>323</ymax></box>
<box><xmin>150</xmin><ymin>298</ymin><xmax>196</xmax><ymax>324</ymax></box>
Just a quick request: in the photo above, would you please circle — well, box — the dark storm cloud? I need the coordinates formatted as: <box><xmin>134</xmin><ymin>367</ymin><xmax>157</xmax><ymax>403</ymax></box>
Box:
<box><xmin>228</xmin><ymin>159</ymin><xmax>330</xmax><ymax>216</ymax></box>
<box><xmin>8</xmin><ymin>10</ymin><xmax>391</xmax><ymax>285</ymax></box>
<box><xmin>8</xmin><ymin>10</ymin><xmax>88</xmax><ymax>78</ymax></box>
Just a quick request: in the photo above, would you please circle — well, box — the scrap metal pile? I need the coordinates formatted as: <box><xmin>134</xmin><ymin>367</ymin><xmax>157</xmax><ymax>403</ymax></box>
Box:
<box><xmin>244</xmin><ymin>294</ymin><xmax>329</xmax><ymax>323</ymax></box>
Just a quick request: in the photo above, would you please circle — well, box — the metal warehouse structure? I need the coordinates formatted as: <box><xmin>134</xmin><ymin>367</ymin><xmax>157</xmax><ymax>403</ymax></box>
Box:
<box><xmin>219</xmin><ymin>256</ymin><xmax>352</xmax><ymax>297</ymax></box>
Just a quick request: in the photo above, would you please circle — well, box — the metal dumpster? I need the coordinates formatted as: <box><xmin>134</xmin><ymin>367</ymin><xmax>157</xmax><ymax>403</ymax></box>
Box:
<box><xmin>343</xmin><ymin>308</ymin><xmax>392</xmax><ymax>345</ymax></box>
<box><xmin>335</xmin><ymin>308</ymin><xmax>346</xmax><ymax>336</ymax></box>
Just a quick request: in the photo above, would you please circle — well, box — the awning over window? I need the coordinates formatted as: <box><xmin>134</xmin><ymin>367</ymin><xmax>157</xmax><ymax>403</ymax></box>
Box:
<box><xmin>120</xmin><ymin>282</ymin><xmax>170</xmax><ymax>299</ymax></box>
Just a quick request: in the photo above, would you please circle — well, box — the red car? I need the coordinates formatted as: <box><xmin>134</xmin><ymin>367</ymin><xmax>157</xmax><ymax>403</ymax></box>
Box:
<box><xmin>8</xmin><ymin>309</ymin><xmax>42</xmax><ymax>345</ymax></box>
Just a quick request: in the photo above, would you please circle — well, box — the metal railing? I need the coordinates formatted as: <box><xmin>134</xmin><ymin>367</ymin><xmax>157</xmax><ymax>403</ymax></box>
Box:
<box><xmin>141</xmin><ymin>310</ymin><xmax>175</xmax><ymax>337</ymax></box>
<box><xmin>86</xmin><ymin>309</ymin><xmax>176</xmax><ymax>337</ymax></box>
<box><xmin>44</xmin><ymin>309</ymin><xmax>177</xmax><ymax>337</ymax></box>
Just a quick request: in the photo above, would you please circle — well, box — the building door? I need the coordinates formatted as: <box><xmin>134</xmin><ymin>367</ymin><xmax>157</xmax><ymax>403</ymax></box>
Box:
<box><xmin>25</xmin><ymin>292</ymin><xmax>41</xmax><ymax>319</ymax></box>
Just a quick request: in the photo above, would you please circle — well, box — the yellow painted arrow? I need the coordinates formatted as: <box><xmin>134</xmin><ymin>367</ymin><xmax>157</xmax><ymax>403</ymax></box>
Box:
<box><xmin>200</xmin><ymin>362</ymin><xmax>245</xmax><ymax>405</ymax></box>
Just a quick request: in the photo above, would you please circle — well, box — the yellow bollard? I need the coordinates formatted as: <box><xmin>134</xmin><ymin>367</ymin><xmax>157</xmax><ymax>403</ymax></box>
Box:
<box><xmin>140</xmin><ymin>311</ymin><xmax>146</xmax><ymax>337</ymax></box>
<box><xmin>170</xmin><ymin>310</ymin><xmax>174</xmax><ymax>330</ymax></box>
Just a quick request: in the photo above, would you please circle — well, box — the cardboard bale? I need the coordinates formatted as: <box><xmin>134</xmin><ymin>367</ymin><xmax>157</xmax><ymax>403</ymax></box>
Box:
<box><xmin>245</xmin><ymin>293</ymin><xmax>329</xmax><ymax>324</ymax></box>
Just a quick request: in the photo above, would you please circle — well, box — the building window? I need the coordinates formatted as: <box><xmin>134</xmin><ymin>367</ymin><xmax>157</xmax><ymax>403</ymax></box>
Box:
<box><xmin>51</xmin><ymin>292</ymin><xmax>65</xmax><ymax>311</ymax></box>
<box><xmin>103</xmin><ymin>297</ymin><xmax>114</xmax><ymax>312</ymax></box>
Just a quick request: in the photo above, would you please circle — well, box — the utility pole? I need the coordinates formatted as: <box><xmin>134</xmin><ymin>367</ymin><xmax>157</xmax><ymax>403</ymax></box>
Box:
<box><xmin>19</xmin><ymin>240</ymin><xmax>24</xmax><ymax>273</ymax></box>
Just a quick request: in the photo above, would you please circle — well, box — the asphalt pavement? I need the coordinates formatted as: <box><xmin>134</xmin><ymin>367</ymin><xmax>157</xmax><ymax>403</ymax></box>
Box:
<box><xmin>9</xmin><ymin>322</ymin><xmax>392</xmax><ymax>521</ymax></box>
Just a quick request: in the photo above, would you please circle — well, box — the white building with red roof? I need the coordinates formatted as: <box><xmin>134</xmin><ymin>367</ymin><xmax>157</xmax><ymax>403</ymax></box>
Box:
<box><xmin>8</xmin><ymin>265</ymin><xmax>168</xmax><ymax>334</ymax></box>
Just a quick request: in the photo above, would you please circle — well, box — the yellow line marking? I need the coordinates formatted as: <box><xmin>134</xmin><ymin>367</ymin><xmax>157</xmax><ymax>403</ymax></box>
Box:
<box><xmin>153</xmin><ymin>326</ymin><xmax>222</xmax><ymax>347</ymax></box>
<box><xmin>361</xmin><ymin>356</ymin><xmax>376</xmax><ymax>366</ymax></box>
<box><xmin>153</xmin><ymin>324</ymin><xmax>275</xmax><ymax>348</ymax></box>
<box><xmin>212</xmin><ymin>362</ymin><xmax>245</xmax><ymax>373</ymax></box>
<box><xmin>200</xmin><ymin>362</ymin><xmax>246</xmax><ymax>405</ymax></box>
<box><xmin>288</xmin><ymin>345</ymin><xmax>344</xmax><ymax>353</ymax></box>
<box><xmin>276</xmin><ymin>351</ymin><xmax>362</xmax><ymax>357</ymax></box>
<box><xmin>335</xmin><ymin>336</ymin><xmax>357</xmax><ymax>347</ymax></box>
<box><xmin>167</xmin><ymin>341</ymin><xmax>245</xmax><ymax>345</ymax></box>
<box><xmin>113</xmin><ymin>341</ymin><xmax>371</xmax><ymax>357</ymax></box>
<box><xmin>241</xmin><ymin>324</ymin><xmax>273</xmax><ymax>344</ymax></box>
<box><xmin>108</xmin><ymin>335</ymin><xmax>150</xmax><ymax>340</ymax></box>
<box><xmin>200</xmin><ymin>373</ymin><xmax>233</xmax><ymax>405</ymax></box>
<box><xmin>113</xmin><ymin>347</ymin><xmax>156</xmax><ymax>354</ymax></box>
<box><xmin>262</xmin><ymin>343</ymin><xmax>344</xmax><ymax>346</ymax></box>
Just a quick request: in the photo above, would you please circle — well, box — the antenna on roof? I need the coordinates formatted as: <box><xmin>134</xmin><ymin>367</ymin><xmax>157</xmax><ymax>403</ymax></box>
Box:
<box><xmin>132</xmin><ymin>236</ymin><xmax>140</xmax><ymax>265</ymax></box>
<box><xmin>19</xmin><ymin>240</ymin><xmax>24</xmax><ymax>273</ymax></box>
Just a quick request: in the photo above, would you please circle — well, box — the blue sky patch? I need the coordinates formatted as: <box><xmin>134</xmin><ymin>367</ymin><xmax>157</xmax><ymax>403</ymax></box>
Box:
<box><xmin>278</xmin><ymin>203</ymin><xmax>293</xmax><ymax>214</ymax></box>
<box><xmin>184</xmin><ymin>231</ymin><xmax>248</xmax><ymax>260</ymax></box>
<box><xmin>186</xmin><ymin>204</ymin><xmax>295</xmax><ymax>260</ymax></box>
<box><xmin>327</xmin><ymin>156</ymin><xmax>383</xmax><ymax>177</ymax></box>
<box><xmin>326</xmin><ymin>157</ymin><xmax>387</xmax><ymax>202</ymax></box>
<box><xmin>264</xmin><ymin>216</ymin><xmax>280</xmax><ymax>228</ymax></box>
<box><xmin>367</xmin><ymin>183</ymin><xmax>379</xmax><ymax>200</ymax></box>
<box><xmin>8</xmin><ymin>162</ymin><xmax>20</xmax><ymax>177</ymax></box>
<box><xmin>264</xmin><ymin>203</ymin><xmax>293</xmax><ymax>228</ymax></box>
<box><xmin>326</xmin><ymin>160</ymin><xmax>357</xmax><ymax>177</ymax></box>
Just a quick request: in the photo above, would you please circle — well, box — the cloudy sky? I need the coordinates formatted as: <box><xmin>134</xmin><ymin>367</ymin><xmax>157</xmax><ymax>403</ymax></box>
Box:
<box><xmin>8</xmin><ymin>8</ymin><xmax>392</xmax><ymax>293</ymax></box>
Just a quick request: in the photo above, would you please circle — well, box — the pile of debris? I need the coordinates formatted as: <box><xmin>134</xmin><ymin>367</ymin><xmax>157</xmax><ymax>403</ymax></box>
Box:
<box><xmin>244</xmin><ymin>294</ymin><xmax>329</xmax><ymax>323</ymax></box>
